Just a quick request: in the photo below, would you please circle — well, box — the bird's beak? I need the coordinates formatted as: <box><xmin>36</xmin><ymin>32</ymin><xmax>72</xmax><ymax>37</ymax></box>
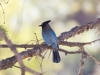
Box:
<box><xmin>39</xmin><ymin>25</ymin><xmax>41</xmax><ymax>27</ymax></box>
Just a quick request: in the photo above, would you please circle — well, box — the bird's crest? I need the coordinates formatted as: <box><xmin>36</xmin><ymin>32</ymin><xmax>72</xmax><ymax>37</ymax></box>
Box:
<box><xmin>39</xmin><ymin>20</ymin><xmax>51</xmax><ymax>27</ymax></box>
<box><xmin>42</xmin><ymin>20</ymin><xmax>51</xmax><ymax>25</ymax></box>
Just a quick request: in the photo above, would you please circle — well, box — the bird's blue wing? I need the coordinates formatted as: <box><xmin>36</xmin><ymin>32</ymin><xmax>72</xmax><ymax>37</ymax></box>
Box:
<box><xmin>49</xmin><ymin>29</ymin><xmax>58</xmax><ymax>42</ymax></box>
<box><xmin>42</xmin><ymin>28</ymin><xmax>58</xmax><ymax>48</ymax></box>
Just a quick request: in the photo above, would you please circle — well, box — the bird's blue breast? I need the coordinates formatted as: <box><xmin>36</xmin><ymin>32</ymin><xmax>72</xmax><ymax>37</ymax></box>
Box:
<box><xmin>42</xmin><ymin>29</ymin><xmax>58</xmax><ymax>48</ymax></box>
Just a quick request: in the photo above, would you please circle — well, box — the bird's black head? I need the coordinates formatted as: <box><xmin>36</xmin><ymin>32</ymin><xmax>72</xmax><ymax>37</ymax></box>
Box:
<box><xmin>39</xmin><ymin>20</ymin><xmax>51</xmax><ymax>27</ymax></box>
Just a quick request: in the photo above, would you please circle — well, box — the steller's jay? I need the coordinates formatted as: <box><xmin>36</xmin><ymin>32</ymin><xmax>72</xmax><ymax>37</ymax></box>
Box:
<box><xmin>39</xmin><ymin>20</ymin><xmax>61</xmax><ymax>63</ymax></box>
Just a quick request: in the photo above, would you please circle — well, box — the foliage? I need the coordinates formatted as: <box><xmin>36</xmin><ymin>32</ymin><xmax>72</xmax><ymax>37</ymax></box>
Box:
<box><xmin>0</xmin><ymin>25</ymin><xmax>8</xmax><ymax>41</ymax></box>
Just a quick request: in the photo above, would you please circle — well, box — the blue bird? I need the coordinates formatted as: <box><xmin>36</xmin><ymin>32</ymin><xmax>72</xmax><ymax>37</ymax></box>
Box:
<box><xmin>39</xmin><ymin>20</ymin><xmax>61</xmax><ymax>63</ymax></box>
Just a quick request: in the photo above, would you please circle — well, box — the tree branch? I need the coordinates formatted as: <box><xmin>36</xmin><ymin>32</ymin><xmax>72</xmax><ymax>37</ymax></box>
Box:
<box><xmin>0</xmin><ymin>28</ymin><xmax>42</xmax><ymax>75</ymax></box>
<box><xmin>0</xmin><ymin>38</ymin><xmax>99</xmax><ymax>48</ymax></box>
<box><xmin>0</xmin><ymin>18</ymin><xmax>100</xmax><ymax>75</ymax></box>
<box><xmin>0</xmin><ymin>43</ymin><xmax>83</xmax><ymax>70</ymax></box>
<box><xmin>58</xmin><ymin>18</ymin><xmax>100</xmax><ymax>40</ymax></box>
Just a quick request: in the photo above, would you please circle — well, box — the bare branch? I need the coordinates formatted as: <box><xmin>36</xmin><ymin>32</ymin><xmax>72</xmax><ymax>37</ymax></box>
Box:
<box><xmin>77</xmin><ymin>46</ymin><xmax>87</xmax><ymax>75</ymax></box>
<box><xmin>24</xmin><ymin>67</ymin><xmax>42</xmax><ymax>75</ymax></box>
<box><xmin>58</xmin><ymin>18</ymin><xmax>100</xmax><ymax>40</ymax></box>
<box><xmin>77</xmin><ymin>58</ymin><xmax>85</xmax><ymax>75</ymax></box>
<box><xmin>59</xmin><ymin>39</ymin><xmax>100</xmax><ymax>47</ymax></box>
<box><xmin>0</xmin><ymin>18</ymin><xmax>100</xmax><ymax>75</ymax></box>
<box><xmin>0</xmin><ymin>38</ymin><xmax>100</xmax><ymax>48</ymax></box>
<box><xmin>0</xmin><ymin>43</ymin><xmax>84</xmax><ymax>70</ymax></box>
<box><xmin>0</xmin><ymin>28</ymin><xmax>24</xmax><ymax>70</ymax></box>
<box><xmin>0</xmin><ymin>3</ymin><xmax>5</xmax><ymax>24</ymax></box>
<box><xmin>88</xmin><ymin>54</ymin><xmax>100</xmax><ymax>65</ymax></box>
<box><xmin>0</xmin><ymin>28</ymin><xmax>41</xmax><ymax>75</ymax></box>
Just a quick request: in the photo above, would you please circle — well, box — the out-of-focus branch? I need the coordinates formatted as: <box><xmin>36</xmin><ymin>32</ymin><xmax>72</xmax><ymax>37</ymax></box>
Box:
<box><xmin>58</xmin><ymin>18</ymin><xmax>100</xmax><ymax>40</ymax></box>
<box><xmin>77</xmin><ymin>46</ymin><xmax>88</xmax><ymax>75</ymax></box>
<box><xmin>0</xmin><ymin>28</ymin><xmax>24</xmax><ymax>70</ymax></box>
<box><xmin>77</xmin><ymin>58</ymin><xmax>85</xmax><ymax>75</ymax></box>
<box><xmin>88</xmin><ymin>54</ymin><xmax>100</xmax><ymax>65</ymax></box>
<box><xmin>0</xmin><ymin>3</ymin><xmax>5</xmax><ymax>24</ymax></box>
<box><xmin>0</xmin><ymin>28</ymin><xmax>42</xmax><ymax>75</ymax></box>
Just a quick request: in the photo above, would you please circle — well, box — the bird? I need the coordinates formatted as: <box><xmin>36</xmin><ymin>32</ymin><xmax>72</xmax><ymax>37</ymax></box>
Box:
<box><xmin>39</xmin><ymin>20</ymin><xmax>61</xmax><ymax>63</ymax></box>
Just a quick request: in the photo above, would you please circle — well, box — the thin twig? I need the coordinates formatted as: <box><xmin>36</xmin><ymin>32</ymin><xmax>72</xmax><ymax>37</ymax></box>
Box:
<box><xmin>77</xmin><ymin>46</ymin><xmax>87</xmax><ymax>75</ymax></box>
<box><xmin>77</xmin><ymin>58</ymin><xmax>85</xmax><ymax>75</ymax></box>
<box><xmin>0</xmin><ymin>3</ymin><xmax>5</xmax><ymax>24</ymax></box>
<box><xmin>34</xmin><ymin>33</ymin><xmax>39</xmax><ymax>45</ymax></box>
<box><xmin>88</xmin><ymin>54</ymin><xmax>100</xmax><ymax>65</ymax></box>
<box><xmin>0</xmin><ymin>38</ymin><xmax>99</xmax><ymax>48</ymax></box>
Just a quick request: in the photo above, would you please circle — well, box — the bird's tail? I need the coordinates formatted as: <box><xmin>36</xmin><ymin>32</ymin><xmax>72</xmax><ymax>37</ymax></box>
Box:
<box><xmin>53</xmin><ymin>50</ymin><xmax>61</xmax><ymax>63</ymax></box>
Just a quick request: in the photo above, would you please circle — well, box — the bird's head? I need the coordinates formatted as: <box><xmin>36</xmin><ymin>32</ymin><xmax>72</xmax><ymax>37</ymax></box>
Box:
<box><xmin>39</xmin><ymin>20</ymin><xmax>51</xmax><ymax>27</ymax></box>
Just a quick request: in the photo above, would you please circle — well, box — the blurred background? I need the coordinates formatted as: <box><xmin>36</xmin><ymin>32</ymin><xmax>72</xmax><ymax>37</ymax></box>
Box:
<box><xmin>0</xmin><ymin>0</ymin><xmax>100</xmax><ymax>75</ymax></box>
